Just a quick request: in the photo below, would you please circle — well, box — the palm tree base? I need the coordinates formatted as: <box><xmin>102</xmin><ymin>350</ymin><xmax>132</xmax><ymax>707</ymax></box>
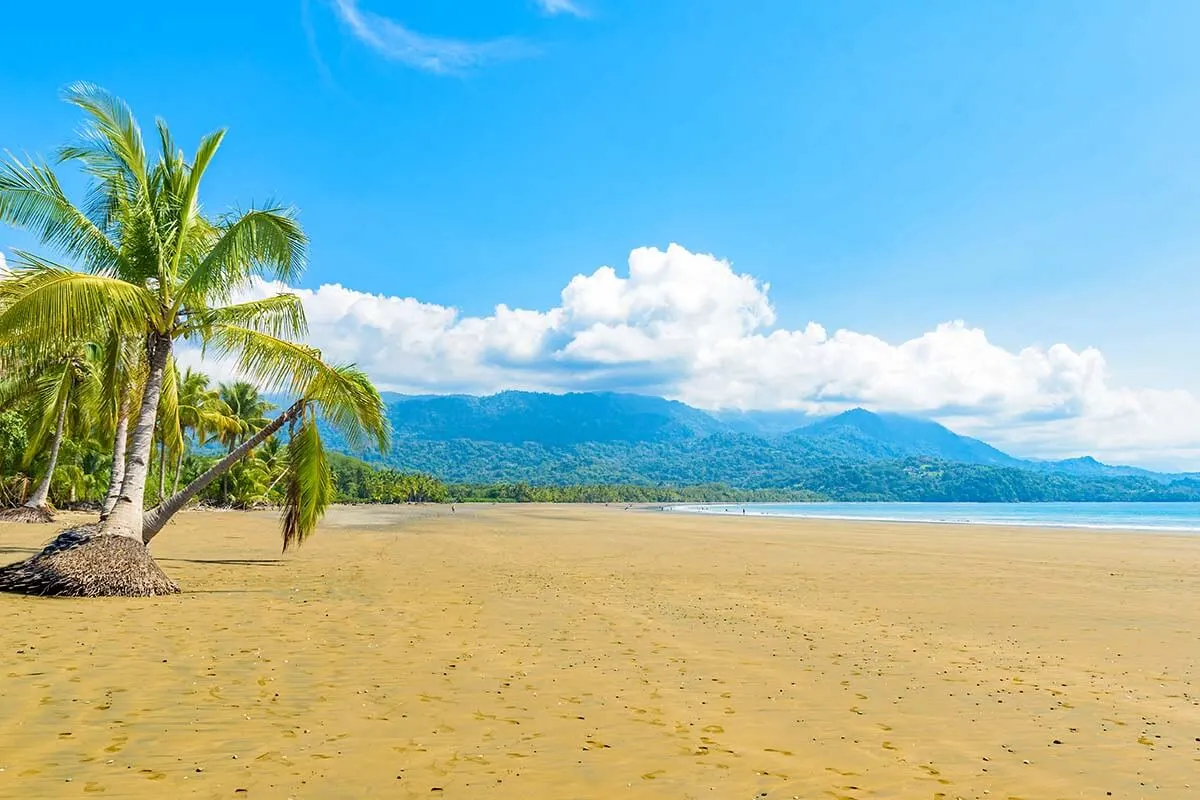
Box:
<box><xmin>0</xmin><ymin>526</ymin><xmax>180</xmax><ymax>597</ymax></box>
<box><xmin>0</xmin><ymin>505</ymin><xmax>56</xmax><ymax>524</ymax></box>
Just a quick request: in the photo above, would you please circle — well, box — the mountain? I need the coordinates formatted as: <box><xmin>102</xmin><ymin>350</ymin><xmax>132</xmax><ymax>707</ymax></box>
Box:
<box><xmin>383</xmin><ymin>391</ymin><xmax>726</xmax><ymax>446</ymax></box>
<box><xmin>710</xmin><ymin>408</ymin><xmax>819</xmax><ymax>436</ymax></box>
<box><xmin>787</xmin><ymin>408</ymin><xmax>1021</xmax><ymax>465</ymax></box>
<box><xmin>1028</xmin><ymin>455</ymin><xmax>1172</xmax><ymax>483</ymax></box>
<box><xmin>317</xmin><ymin>390</ymin><xmax>1199</xmax><ymax>500</ymax></box>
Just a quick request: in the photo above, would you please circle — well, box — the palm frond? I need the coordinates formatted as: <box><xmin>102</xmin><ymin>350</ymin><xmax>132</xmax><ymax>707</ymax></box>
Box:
<box><xmin>166</xmin><ymin>128</ymin><xmax>226</xmax><ymax>284</ymax></box>
<box><xmin>281</xmin><ymin>411</ymin><xmax>331</xmax><ymax>552</ymax></box>
<box><xmin>174</xmin><ymin>207</ymin><xmax>307</xmax><ymax>311</ymax></box>
<box><xmin>201</xmin><ymin>324</ymin><xmax>324</xmax><ymax>397</ymax></box>
<box><xmin>57</xmin><ymin>81</ymin><xmax>148</xmax><ymax>189</ymax></box>
<box><xmin>0</xmin><ymin>260</ymin><xmax>156</xmax><ymax>352</ymax></box>
<box><xmin>200</xmin><ymin>325</ymin><xmax>388</xmax><ymax>452</ymax></box>
<box><xmin>156</xmin><ymin>353</ymin><xmax>184</xmax><ymax>457</ymax></box>
<box><xmin>0</xmin><ymin>372</ymin><xmax>39</xmax><ymax>411</ymax></box>
<box><xmin>307</xmin><ymin>364</ymin><xmax>390</xmax><ymax>453</ymax></box>
<box><xmin>24</xmin><ymin>363</ymin><xmax>72</xmax><ymax>465</ymax></box>
<box><xmin>183</xmin><ymin>293</ymin><xmax>308</xmax><ymax>340</ymax></box>
<box><xmin>0</xmin><ymin>155</ymin><xmax>125</xmax><ymax>273</ymax></box>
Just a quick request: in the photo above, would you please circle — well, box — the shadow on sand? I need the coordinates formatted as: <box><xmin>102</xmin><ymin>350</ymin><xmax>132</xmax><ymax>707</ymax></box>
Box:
<box><xmin>157</xmin><ymin>557</ymin><xmax>283</xmax><ymax>566</ymax></box>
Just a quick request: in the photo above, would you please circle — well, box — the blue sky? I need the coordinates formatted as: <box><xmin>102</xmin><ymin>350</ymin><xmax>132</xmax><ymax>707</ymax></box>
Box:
<box><xmin>4</xmin><ymin>1</ymin><xmax>1200</xmax><ymax>467</ymax></box>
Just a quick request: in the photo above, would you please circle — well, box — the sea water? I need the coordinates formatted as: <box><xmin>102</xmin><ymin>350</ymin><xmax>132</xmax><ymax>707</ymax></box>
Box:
<box><xmin>669</xmin><ymin>501</ymin><xmax>1200</xmax><ymax>532</ymax></box>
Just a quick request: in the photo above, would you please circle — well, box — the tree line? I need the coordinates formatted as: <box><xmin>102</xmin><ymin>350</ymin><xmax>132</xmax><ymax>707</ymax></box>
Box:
<box><xmin>327</xmin><ymin>453</ymin><xmax>821</xmax><ymax>504</ymax></box>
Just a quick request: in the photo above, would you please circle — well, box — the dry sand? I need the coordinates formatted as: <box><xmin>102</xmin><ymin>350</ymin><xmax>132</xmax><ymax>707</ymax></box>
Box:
<box><xmin>1</xmin><ymin>504</ymin><xmax>1198</xmax><ymax>799</ymax></box>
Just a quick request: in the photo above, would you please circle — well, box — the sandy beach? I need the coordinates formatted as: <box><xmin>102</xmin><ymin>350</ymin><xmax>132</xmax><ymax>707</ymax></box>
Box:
<box><xmin>1</xmin><ymin>504</ymin><xmax>1198</xmax><ymax>799</ymax></box>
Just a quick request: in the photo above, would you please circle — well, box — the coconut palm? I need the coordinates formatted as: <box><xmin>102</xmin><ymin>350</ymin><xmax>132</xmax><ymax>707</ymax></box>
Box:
<box><xmin>214</xmin><ymin>381</ymin><xmax>274</xmax><ymax>504</ymax></box>
<box><xmin>97</xmin><ymin>329</ymin><xmax>142</xmax><ymax>520</ymax></box>
<box><xmin>0</xmin><ymin>341</ymin><xmax>102</xmax><ymax>521</ymax></box>
<box><xmin>143</xmin><ymin>361</ymin><xmax>388</xmax><ymax>549</ymax></box>
<box><xmin>0</xmin><ymin>84</ymin><xmax>303</xmax><ymax>527</ymax></box>
<box><xmin>167</xmin><ymin>367</ymin><xmax>235</xmax><ymax>495</ymax></box>
<box><xmin>0</xmin><ymin>84</ymin><xmax>360</xmax><ymax>596</ymax></box>
<box><xmin>219</xmin><ymin>381</ymin><xmax>274</xmax><ymax>449</ymax></box>
<box><xmin>53</xmin><ymin>435</ymin><xmax>110</xmax><ymax>507</ymax></box>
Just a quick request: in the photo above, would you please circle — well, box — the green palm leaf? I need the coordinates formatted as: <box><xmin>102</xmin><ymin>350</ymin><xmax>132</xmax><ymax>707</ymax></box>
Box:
<box><xmin>0</xmin><ymin>156</ymin><xmax>124</xmax><ymax>273</ymax></box>
<box><xmin>175</xmin><ymin>207</ymin><xmax>307</xmax><ymax>312</ymax></box>
<box><xmin>0</xmin><ymin>260</ymin><xmax>156</xmax><ymax>351</ymax></box>
<box><xmin>57</xmin><ymin>81</ymin><xmax>149</xmax><ymax>189</ymax></box>
<box><xmin>281</xmin><ymin>413</ymin><xmax>331</xmax><ymax>551</ymax></box>
<box><xmin>184</xmin><ymin>293</ymin><xmax>308</xmax><ymax>340</ymax></box>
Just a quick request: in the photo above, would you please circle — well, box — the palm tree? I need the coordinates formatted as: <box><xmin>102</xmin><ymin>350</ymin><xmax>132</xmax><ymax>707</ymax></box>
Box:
<box><xmin>219</xmin><ymin>382</ymin><xmax>274</xmax><ymax>449</ymax></box>
<box><xmin>0</xmin><ymin>84</ymin><xmax>303</xmax><ymax>529</ymax></box>
<box><xmin>214</xmin><ymin>381</ymin><xmax>273</xmax><ymax>504</ymax></box>
<box><xmin>143</xmin><ymin>362</ymin><xmax>388</xmax><ymax>549</ymax></box>
<box><xmin>97</xmin><ymin>329</ymin><xmax>142</xmax><ymax>520</ymax></box>
<box><xmin>0</xmin><ymin>84</ymin><xmax>358</xmax><ymax>596</ymax></box>
<box><xmin>168</xmin><ymin>367</ymin><xmax>235</xmax><ymax>495</ymax></box>
<box><xmin>0</xmin><ymin>342</ymin><xmax>102</xmax><ymax>521</ymax></box>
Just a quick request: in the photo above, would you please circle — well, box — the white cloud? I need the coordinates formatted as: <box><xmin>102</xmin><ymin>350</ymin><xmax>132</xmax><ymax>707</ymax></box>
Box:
<box><xmin>537</xmin><ymin>0</ymin><xmax>587</xmax><ymax>17</ymax></box>
<box><xmin>193</xmin><ymin>244</ymin><xmax>1200</xmax><ymax>470</ymax></box>
<box><xmin>331</xmin><ymin>0</ymin><xmax>532</xmax><ymax>74</ymax></box>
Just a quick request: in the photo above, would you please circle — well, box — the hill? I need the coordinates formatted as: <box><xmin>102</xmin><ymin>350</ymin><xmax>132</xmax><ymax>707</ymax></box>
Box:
<box><xmin>786</xmin><ymin>408</ymin><xmax>1021</xmax><ymax>465</ymax></box>
<box><xmin>318</xmin><ymin>390</ymin><xmax>1198</xmax><ymax>501</ymax></box>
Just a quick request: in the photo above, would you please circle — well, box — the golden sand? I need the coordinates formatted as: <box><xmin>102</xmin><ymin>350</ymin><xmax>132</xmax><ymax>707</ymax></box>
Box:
<box><xmin>1</xmin><ymin>505</ymin><xmax>1198</xmax><ymax>798</ymax></box>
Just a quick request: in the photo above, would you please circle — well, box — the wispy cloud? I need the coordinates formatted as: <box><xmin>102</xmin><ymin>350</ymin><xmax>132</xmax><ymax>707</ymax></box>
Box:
<box><xmin>537</xmin><ymin>0</ymin><xmax>587</xmax><ymax>17</ymax></box>
<box><xmin>331</xmin><ymin>0</ymin><xmax>533</xmax><ymax>74</ymax></box>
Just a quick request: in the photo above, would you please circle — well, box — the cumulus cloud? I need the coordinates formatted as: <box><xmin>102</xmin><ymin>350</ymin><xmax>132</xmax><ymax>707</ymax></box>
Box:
<box><xmin>331</xmin><ymin>0</ymin><xmax>532</xmax><ymax>73</ymax></box>
<box><xmin>536</xmin><ymin>0</ymin><xmax>587</xmax><ymax>17</ymax></box>
<box><xmin>191</xmin><ymin>244</ymin><xmax>1200</xmax><ymax>470</ymax></box>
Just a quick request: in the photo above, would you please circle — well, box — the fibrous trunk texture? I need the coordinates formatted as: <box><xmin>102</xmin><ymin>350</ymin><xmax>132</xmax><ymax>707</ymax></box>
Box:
<box><xmin>0</xmin><ymin>525</ymin><xmax>179</xmax><ymax>597</ymax></box>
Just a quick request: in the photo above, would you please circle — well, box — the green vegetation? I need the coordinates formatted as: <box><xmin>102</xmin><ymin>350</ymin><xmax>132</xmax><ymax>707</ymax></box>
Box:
<box><xmin>326</xmin><ymin>453</ymin><xmax>819</xmax><ymax>504</ymax></box>
<box><xmin>314</xmin><ymin>393</ymin><xmax>1200</xmax><ymax>502</ymax></box>
<box><xmin>0</xmin><ymin>85</ymin><xmax>388</xmax><ymax>595</ymax></box>
<box><xmin>318</xmin><ymin>451</ymin><xmax>1200</xmax><ymax>505</ymax></box>
<box><xmin>333</xmin><ymin>435</ymin><xmax>1200</xmax><ymax>502</ymax></box>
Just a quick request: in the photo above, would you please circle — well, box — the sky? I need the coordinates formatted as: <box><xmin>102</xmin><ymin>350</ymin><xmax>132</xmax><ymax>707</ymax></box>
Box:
<box><xmin>3</xmin><ymin>1</ymin><xmax>1200</xmax><ymax>469</ymax></box>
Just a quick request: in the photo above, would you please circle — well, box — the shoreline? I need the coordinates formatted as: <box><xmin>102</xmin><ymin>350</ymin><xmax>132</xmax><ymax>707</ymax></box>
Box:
<box><xmin>665</xmin><ymin>500</ymin><xmax>1200</xmax><ymax>533</ymax></box>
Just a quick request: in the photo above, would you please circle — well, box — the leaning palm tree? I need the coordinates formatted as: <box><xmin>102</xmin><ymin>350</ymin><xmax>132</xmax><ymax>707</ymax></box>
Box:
<box><xmin>143</xmin><ymin>359</ymin><xmax>388</xmax><ymax>549</ymax></box>
<box><xmin>0</xmin><ymin>84</ymin><xmax>349</xmax><ymax>596</ymax></box>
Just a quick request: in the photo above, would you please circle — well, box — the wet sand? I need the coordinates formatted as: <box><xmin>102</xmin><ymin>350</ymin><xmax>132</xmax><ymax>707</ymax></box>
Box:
<box><xmin>1</xmin><ymin>504</ymin><xmax>1198</xmax><ymax>799</ymax></box>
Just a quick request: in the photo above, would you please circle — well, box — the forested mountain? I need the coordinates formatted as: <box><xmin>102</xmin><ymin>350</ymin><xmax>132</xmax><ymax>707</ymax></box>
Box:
<box><xmin>379</xmin><ymin>391</ymin><xmax>725</xmax><ymax>445</ymax></box>
<box><xmin>316</xmin><ymin>391</ymin><xmax>1199</xmax><ymax>501</ymax></box>
<box><xmin>785</xmin><ymin>408</ymin><xmax>1020</xmax><ymax>465</ymax></box>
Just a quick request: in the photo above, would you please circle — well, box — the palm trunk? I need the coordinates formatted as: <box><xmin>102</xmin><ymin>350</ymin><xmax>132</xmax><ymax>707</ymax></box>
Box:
<box><xmin>24</xmin><ymin>395</ymin><xmax>68</xmax><ymax>510</ymax></box>
<box><xmin>264</xmin><ymin>466</ymin><xmax>288</xmax><ymax>498</ymax></box>
<box><xmin>143</xmin><ymin>400</ymin><xmax>304</xmax><ymax>543</ymax></box>
<box><xmin>100</xmin><ymin>402</ymin><xmax>130</xmax><ymax>520</ymax></box>
<box><xmin>172</xmin><ymin>450</ymin><xmax>183</xmax><ymax>495</ymax></box>
<box><xmin>102</xmin><ymin>333</ymin><xmax>171</xmax><ymax>540</ymax></box>
<box><xmin>157</xmin><ymin>437</ymin><xmax>167</xmax><ymax>503</ymax></box>
<box><xmin>221</xmin><ymin>440</ymin><xmax>233</xmax><ymax>505</ymax></box>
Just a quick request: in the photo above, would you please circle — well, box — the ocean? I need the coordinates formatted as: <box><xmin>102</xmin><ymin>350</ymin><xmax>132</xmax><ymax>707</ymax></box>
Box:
<box><xmin>668</xmin><ymin>501</ymin><xmax>1200</xmax><ymax>532</ymax></box>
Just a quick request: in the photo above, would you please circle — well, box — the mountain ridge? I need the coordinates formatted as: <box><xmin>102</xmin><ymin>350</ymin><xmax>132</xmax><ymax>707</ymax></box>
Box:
<box><xmin>345</xmin><ymin>390</ymin><xmax>1186</xmax><ymax>484</ymax></box>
